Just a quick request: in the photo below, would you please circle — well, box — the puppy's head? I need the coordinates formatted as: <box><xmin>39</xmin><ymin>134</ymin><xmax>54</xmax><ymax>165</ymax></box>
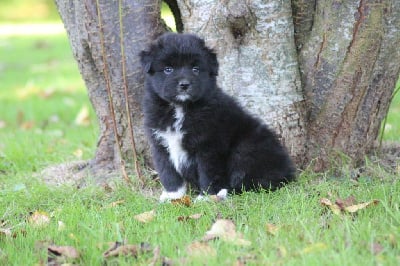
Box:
<box><xmin>140</xmin><ymin>33</ymin><xmax>218</xmax><ymax>103</ymax></box>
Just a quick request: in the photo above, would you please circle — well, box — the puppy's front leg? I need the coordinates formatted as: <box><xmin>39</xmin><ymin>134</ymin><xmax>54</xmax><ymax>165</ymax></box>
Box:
<box><xmin>195</xmin><ymin>151</ymin><xmax>228</xmax><ymax>199</ymax></box>
<box><xmin>151</xmin><ymin>144</ymin><xmax>187</xmax><ymax>202</ymax></box>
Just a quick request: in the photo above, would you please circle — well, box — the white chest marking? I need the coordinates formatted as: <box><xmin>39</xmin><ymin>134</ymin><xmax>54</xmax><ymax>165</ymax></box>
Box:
<box><xmin>153</xmin><ymin>106</ymin><xmax>189</xmax><ymax>174</ymax></box>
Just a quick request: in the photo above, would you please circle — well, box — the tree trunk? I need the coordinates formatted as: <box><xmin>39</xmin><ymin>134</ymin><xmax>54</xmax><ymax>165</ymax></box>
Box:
<box><xmin>50</xmin><ymin>0</ymin><xmax>400</xmax><ymax>185</ymax></box>
<box><xmin>293</xmin><ymin>0</ymin><xmax>400</xmax><ymax>171</ymax></box>
<box><xmin>177</xmin><ymin>0</ymin><xmax>307</xmax><ymax>165</ymax></box>
<box><xmin>53</xmin><ymin>0</ymin><xmax>166</xmax><ymax>184</ymax></box>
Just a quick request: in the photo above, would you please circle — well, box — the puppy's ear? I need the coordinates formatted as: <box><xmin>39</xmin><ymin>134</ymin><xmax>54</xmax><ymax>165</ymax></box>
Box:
<box><xmin>139</xmin><ymin>50</ymin><xmax>153</xmax><ymax>74</ymax></box>
<box><xmin>207</xmin><ymin>50</ymin><xmax>219</xmax><ymax>76</ymax></box>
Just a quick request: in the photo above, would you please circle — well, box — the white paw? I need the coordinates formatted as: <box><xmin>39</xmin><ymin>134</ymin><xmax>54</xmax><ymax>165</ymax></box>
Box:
<box><xmin>217</xmin><ymin>188</ymin><xmax>228</xmax><ymax>199</ymax></box>
<box><xmin>194</xmin><ymin>188</ymin><xmax>228</xmax><ymax>203</ymax></box>
<box><xmin>159</xmin><ymin>184</ymin><xmax>187</xmax><ymax>202</ymax></box>
<box><xmin>194</xmin><ymin>194</ymin><xmax>209</xmax><ymax>203</ymax></box>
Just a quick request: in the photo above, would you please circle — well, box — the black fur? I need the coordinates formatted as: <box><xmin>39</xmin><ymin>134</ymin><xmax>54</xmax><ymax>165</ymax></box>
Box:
<box><xmin>140</xmin><ymin>33</ymin><xmax>295</xmax><ymax>199</ymax></box>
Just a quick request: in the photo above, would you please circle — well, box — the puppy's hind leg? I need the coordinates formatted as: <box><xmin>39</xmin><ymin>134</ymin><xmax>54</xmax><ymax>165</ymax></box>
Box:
<box><xmin>195</xmin><ymin>151</ymin><xmax>229</xmax><ymax>201</ymax></box>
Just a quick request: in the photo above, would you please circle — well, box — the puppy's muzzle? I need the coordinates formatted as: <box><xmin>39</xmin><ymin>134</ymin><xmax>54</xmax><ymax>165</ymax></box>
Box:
<box><xmin>178</xmin><ymin>79</ymin><xmax>191</xmax><ymax>92</ymax></box>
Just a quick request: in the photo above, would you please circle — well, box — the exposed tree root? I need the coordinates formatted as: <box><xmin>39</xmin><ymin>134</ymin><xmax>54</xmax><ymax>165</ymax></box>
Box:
<box><xmin>37</xmin><ymin>160</ymin><xmax>162</xmax><ymax>199</ymax></box>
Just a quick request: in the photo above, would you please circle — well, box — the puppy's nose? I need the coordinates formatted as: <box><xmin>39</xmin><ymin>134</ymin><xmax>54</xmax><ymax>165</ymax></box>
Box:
<box><xmin>178</xmin><ymin>79</ymin><xmax>191</xmax><ymax>91</ymax></box>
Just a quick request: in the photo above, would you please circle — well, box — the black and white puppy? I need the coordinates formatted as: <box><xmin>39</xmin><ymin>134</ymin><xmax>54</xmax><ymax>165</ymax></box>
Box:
<box><xmin>140</xmin><ymin>33</ymin><xmax>295</xmax><ymax>201</ymax></box>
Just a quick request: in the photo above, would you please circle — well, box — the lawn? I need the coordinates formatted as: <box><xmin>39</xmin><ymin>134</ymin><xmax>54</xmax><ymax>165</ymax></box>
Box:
<box><xmin>1</xmin><ymin>5</ymin><xmax>399</xmax><ymax>266</ymax></box>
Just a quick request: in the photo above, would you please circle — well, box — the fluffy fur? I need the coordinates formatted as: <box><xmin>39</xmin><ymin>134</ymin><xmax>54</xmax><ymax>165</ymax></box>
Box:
<box><xmin>140</xmin><ymin>33</ymin><xmax>295</xmax><ymax>201</ymax></box>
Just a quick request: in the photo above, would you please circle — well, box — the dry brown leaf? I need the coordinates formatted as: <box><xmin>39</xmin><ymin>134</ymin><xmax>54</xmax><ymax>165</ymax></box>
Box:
<box><xmin>20</xmin><ymin>121</ymin><xmax>35</xmax><ymax>130</ymax></box>
<box><xmin>335</xmin><ymin>195</ymin><xmax>357</xmax><ymax>210</ymax></box>
<box><xmin>108</xmin><ymin>200</ymin><xmax>125</xmax><ymax>208</ymax></box>
<box><xmin>73</xmin><ymin>148</ymin><xmax>83</xmax><ymax>158</ymax></box>
<box><xmin>321</xmin><ymin>197</ymin><xmax>380</xmax><ymax>215</ymax></box>
<box><xmin>48</xmin><ymin>245</ymin><xmax>80</xmax><ymax>259</ymax></box>
<box><xmin>320</xmin><ymin>198</ymin><xmax>341</xmax><ymax>215</ymax></box>
<box><xmin>134</xmin><ymin>210</ymin><xmax>155</xmax><ymax>223</ymax></box>
<box><xmin>234</xmin><ymin>255</ymin><xmax>257</xmax><ymax>266</ymax></box>
<box><xmin>209</xmin><ymin>195</ymin><xmax>225</xmax><ymax>202</ymax></box>
<box><xmin>203</xmin><ymin>219</ymin><xmax>251</xmax><ymax>246</ymax></box>
<box><xmin>103</xmin><ymin>242</ymin><xmax>152</xmax><ymax>258</ymax></box>
<box><xmin>0</xmin><ymin>228</ymin><xmax>12</xmax><ymax>237</ymax></box>
<box><xmin>189</xmin><ymin>213</ymin><xmax>203</xmax><ymax>220</ymax></box>
<box><xmin>387</xmin><ymin>234</ymin><xmax>397</xmax><ymax>248</ymax></box>
<box><xmin>371</xmin><ymin>242</ymin><xmax>384</xmax><ymax>255</ymax></box>
<box><xmin>178</xmin><ymin>213</ymin><xmax>203</xmax><ymax>222</ymax></box>
<box><xmin>277</xmin><ymin>245</ymin><xmax>287</xmax><ymax>258</ymax></box>
<box><xmin>39</xmin><ymin>88</ymin><xmax>56</xmax><ymax>99</ymax></box>
<box><xmin>344</xmin><ymin>200</ymin><xmax>379</xmax><ymax>213</ymax></box>
<box><xmin>186</xmin><ymin>241</ymin><xmax>216</xmax><ymax>257</ymax></box>
<box><xmin>266</xmin><ymin>223</ymin><xmax>280</xmax><ymax>236</ymax></box>
<box><xmin>148</xmin><ymin>246</ymin><xmax>161</xmax><ymax>266</ymax></box>
<box><xmin>171</xmin><ymin>195</ymin><xmax>191</xmax><ymax>207</ymax></box>
<box><xmin>162</xmin><ymin>257</ymin><xmax>175</xmax><ymax>265</ymax></box>
<box><xmin>29</xmin><ymin>211</ymin><xmax>50</xmax><ymax>227</ymax></box>
<box><xmin>301</xmin><ymin>242</ymin><xmax>327</xmax><ymax>254</ymax></box>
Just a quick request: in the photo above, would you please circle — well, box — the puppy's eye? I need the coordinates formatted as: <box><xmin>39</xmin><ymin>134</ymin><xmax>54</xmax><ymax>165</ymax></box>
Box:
<box><xmin>192</xmin><ymin>66</ymin><xmax>200</xmax><ymax>74</ymax></box>
<box><xmin>164</xmin><ymin>66</ymin><xmax>174</xmax><ymax>74</ymax></box>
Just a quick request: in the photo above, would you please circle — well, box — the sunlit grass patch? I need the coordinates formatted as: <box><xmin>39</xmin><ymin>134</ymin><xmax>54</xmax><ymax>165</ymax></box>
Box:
<box><xmin>0</xmin><ymin>31</ymin><xmax>97</xmax><ymax>173</ymax></box>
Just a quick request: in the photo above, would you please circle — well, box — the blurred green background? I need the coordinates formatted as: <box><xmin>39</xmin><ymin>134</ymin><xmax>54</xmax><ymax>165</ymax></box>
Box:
<box><xmin>0</xmin><ymin>0</ymin><xmax>59</xmax><ymax>22</ymax></box>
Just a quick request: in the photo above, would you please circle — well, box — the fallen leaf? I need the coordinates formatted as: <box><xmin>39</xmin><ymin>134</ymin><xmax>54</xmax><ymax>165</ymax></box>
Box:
<box><xmin>17</xmin><ymin>110</ymin><xmax>24</xmax><ymax>125</ymax></box>
<box><xmin>68</xmin><ymin>233</ymin><xmax>78</xmax><ymax>241</ymax></box>
<box><xmin>203</xmin><ymin>219</ymin><xmax>251</xmax><ymax>246</ymax></box>
<box><xmin>0</xmin><ymin>228</ymin><xmax>12</xmax><ymax>237</ymax></box>
<box><xmin>344</xmin><ymin>200</ymin><xmax>379</xmax><ymax>213</ymax></box>
<box><xmin>39</xmin><ymin>88</ymin><xmax>56</xmax><ymax>99</ymax></box>
<box><xmin>186</xmin><ymin>241</ymin><xmax>216</xmax><ymax>257</ymax></box>
<box><xmin>371</xmin><ymin>242</ymin><xmax>384</xmax><ymax>255</ymax></box>
<box><xmin>178</xmin><ymin>213</ymin><xmax>203</xmax><ymax>222</ymax></box>
<box><xmin>266</xmin><ymin>223</ymin><xmax>280</xmax><ymax>236</ymax></box>
<box><xmin>301</xmin><ymin>242</ymin><xmax>328</xmax><ymax>254</ymax></box>
<box><xmin>277</xmin><ymin>245</ymin><xmax>287</xmax><ymax>258</ymax></box>
<box><xmin>107</xmin><ymin>200</ymin><xmax>125</xmax><ymax>208</ymax></box>
<box><xmin>189</xmin><ymin>213</ymin><xmax>203</xmax><ymax>219</ymax></box>
<box><xmin>73</xmin><ymin>148</ymin><xmax>83</xmax><ymax>158</ymax></box>
<box><xmin>48</xmin><ymin>245</ymin><xmax>80</xmax><ymax>259</ymax></box>
<box><xmin>74</xmin><ymin>105</ymin><xmax>90</xmax><ymax>126</ymax></box>
<box><xmin>20</xmin><ymin>121</ymin><xmax>35</xmax><ymax>130</ymax></box>
<box><xmin>0</xmin><ymin>120</ymin><xmax>6</xmax><ymax>129</ymax></box>
<box><xmin>134</xmin><ymin>210</ymin><xmax>155</xmax><ymax>223</ymax></box>
<box><xmin>29</xmin><ymin>211</ymin><xmax>50</xmax><ymax>227</ymax></box>
<box><xmin>209</xmin><ymin>195</ymin><xmax>225</xmax><ymax>202</ymax></box>
<box><xmin>103</xmin><ymin>242</ymin><xmax>152</xmax><ymax>258</ymax></box>
<box><xmin>148</xmin><ymin>246</ymin><xmax>161</xmax><ymax>266</ymax></box>
<box><xmin>320</xmin><ymin>198</ymin><xmax>341</xmax><ymax>215</ymax></box>
<box><xmin>234</xmin><ymin>255</ymin><xmax>257</xmax><ymax>266</ymax></box>
<box><xmin>387</xmin><ymin>234</ymin><xmax>397</xmax><ymax>248</ymax></box>
<box><xmin>335</xmin><ymin>195</ymin><xmax>356</xmax><ymax>210</ymax></box>
<box><xmin>321</xmin><ymin>197</ymin><xmax>379</xmax><ymax>215</ymax></box>
<box><xmin>57</xmin><ymin>221</ymin><xmax>66</xmax><ymax>231</ymax></box>
<box><xmin>162</xmin><ymin>257</ymin><xmax>175</xmax><ymax>266</ymax></box>
<box><xmin>171</xmin><ymin>195</ymin><xmax>191</xmax><ymax>207</ymax></box>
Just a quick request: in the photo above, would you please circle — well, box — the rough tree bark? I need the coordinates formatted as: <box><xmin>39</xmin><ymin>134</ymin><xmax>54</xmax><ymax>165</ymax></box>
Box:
<box><xmin>51</xmin><ymin>0</ymin><xmax>165</xmax><ymax>184</ymax></box>
<box><xmin>293</xmin><ymin>0</ymin><xmax>400</xmax><ymax>170</ymax></box>
<box><xmin>48</xmin><ymin>0</ymin><xmax>400</xmax><ymax>185</ymax></box>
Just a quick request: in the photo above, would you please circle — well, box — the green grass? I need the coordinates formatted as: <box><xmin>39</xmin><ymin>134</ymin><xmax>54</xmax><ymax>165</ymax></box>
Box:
<box><xmin>382</xmin><ymin>81</ymin><xmax>400</xmax><ymax>142</ymax></box>
<box><xmin>1</xmin><ymin>15</ymin><xmax>400</xmax><ymax>266</ymax></box>
<box><xmin>0</xmin><ymin>34</ymin><xmax>98</xmax><ymax>173</ymax></box>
